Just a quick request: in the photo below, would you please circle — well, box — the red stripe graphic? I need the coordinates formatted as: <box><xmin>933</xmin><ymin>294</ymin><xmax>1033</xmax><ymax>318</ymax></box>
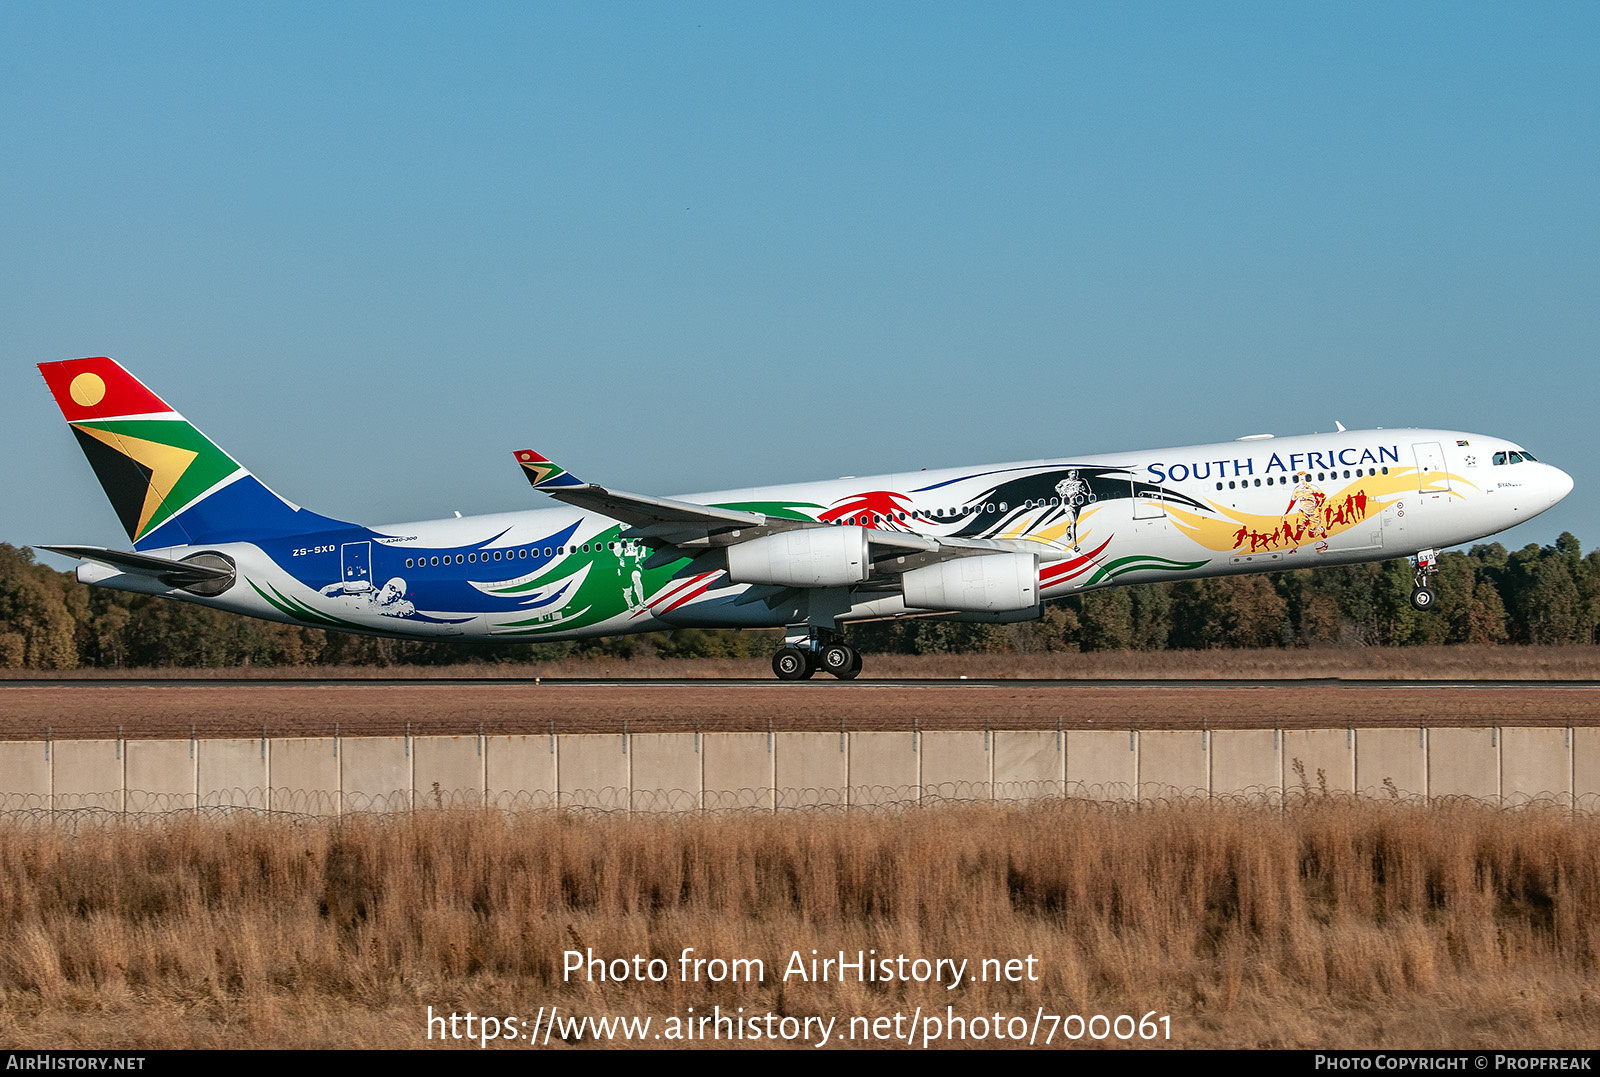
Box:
<box><xmin>658</xmin><ymin>577</ymin><xmax>716</xmax><ymax>615</ymax></box>
<box><xmin>1039</xmin><ymin>536</ymin><xmax>1114</xmax><ymax>583</ymax></box>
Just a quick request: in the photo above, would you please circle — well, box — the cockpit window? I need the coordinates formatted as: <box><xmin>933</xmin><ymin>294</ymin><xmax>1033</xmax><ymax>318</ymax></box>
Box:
<box><xmin>1520</xmin><ymin>450</ymin><xmax>1537</xmax><ymax>461</ymax></box>
<box><xmin>1493</xmin><ymin>452</ymin><xmax>1507</xmax><ymax>466</ymax></box>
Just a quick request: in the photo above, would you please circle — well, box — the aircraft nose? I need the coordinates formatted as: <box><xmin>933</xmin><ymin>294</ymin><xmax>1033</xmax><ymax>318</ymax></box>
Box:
<box><xmin>1549</xmin><ymin>465</ymin><xmax>1575</xmax><ymax>506</ymax></box>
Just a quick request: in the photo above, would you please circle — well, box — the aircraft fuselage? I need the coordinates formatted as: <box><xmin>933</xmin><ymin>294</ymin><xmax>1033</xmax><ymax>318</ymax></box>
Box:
<box><xmin>76</xmin><ymin>427</ymin><xmax>1572</xmax><ymax>644</ymax></box>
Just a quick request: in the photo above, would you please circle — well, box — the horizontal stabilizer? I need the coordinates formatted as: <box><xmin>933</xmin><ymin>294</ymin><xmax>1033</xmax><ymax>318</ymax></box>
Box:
<box><xmin>39</xmin><ymin>544</ymin><xmax>234</xmax><ymax>585</ymax></box>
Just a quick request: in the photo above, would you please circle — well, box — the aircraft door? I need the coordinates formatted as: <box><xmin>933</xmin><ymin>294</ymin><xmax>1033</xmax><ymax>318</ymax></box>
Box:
<box><xmin>1412</xmin><ymin>442</ymin><xmax>1452</xmax><ymax>492</ymax></box>
<box><xmin>340</xmin><ymin>541</ymin><xmax>374</xmax><ymax>593</ymax></box>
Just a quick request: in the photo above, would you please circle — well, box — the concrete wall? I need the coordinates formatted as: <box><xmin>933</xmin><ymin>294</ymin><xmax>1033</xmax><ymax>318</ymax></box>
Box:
<box><xmin>775</xmin><ymin>732</ymin><xmax>846</xmax><ymax>810</ymax></box>
<box><xmin>558</xmin><ymin>733</ymin><xmax>629</xmax><ymax>811</ymax></box>
<box><xmin>0</xmin><ymin>741</ymin><xmax>51</xmax><ymax>809</ymax></box>
<box><xmin>200</xmin><ymin>738</ymin><xmax>268</xmax><ymax>809</ymax></box>
<box><xmin>920</xmin><ymin>731</ymin><xmax>989</xmax><ymax>803</ymax></box>
<box><xmin>703</xmin><ymin>733</ymin><xmax>772</xmax><ymax>811</ymax></box>
<box><xmin>1356</xmin><ymin>728</ymin><xmax>1427</xmax><ymax>802</ymax></box>
<box><xmin>1210</xmin><ymin>729</ymin><xmax>1281</xmax><ymax>804</ymax></box>
<box><xmin>1066</xmin><ymin>730</ymin><xmax>1137</xmax><ymax>799</ymax></box>
<box><xmin>4</xmin><ymin>726</ymin><xmax>1597</xmax><ymax>815</ymax></box>
<box><xmin>849</xmin><ymin>731</ymin><xmax>919</xmax><ymax>808</ymax></box>
<box><xmin>124</xmin><ymin>739</ymin><xmax>195</xmax><ymax>812</ymax></box>
<box><xmin>487</xmin><ymin>734</ymin><xmax>557</xmax><ymax>810</ymax></box>
<box><xmin>1138</xmin><ymin>730</ymin><xmax>1208</xmax><ymax>801</ymax></box>
<box><xmin>993</xmin><ymin>730</ymin><xmax>1062</xmax><ymax>802</ymax></box>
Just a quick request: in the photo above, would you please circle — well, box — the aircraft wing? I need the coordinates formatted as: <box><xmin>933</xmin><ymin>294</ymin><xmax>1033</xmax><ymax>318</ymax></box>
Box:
<box><xmin>514</xmin><ymin>450</ymin><xmax>812</xmax><ymax>548</ymax></box>
<box><xmin>514</xmin><ymin>450</ymin><xmax>1071</xmax><ymax>573</ymax></box>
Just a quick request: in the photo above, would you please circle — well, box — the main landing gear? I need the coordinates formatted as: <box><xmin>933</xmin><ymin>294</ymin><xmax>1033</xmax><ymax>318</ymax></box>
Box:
<box><xmin>1411</xmin><ymin>548</ymin><xmax>1439</xmax><ymax>612</ymax></box>
<box><xmin>772</xmin><ymin>627</ymin><xmax>862</xmax><ymax>681</ymax></box>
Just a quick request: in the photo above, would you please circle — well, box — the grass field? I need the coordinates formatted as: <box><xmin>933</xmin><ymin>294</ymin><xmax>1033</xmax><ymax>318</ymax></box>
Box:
<box><xmin>1</xmin><ymin>799</ymin><xmax>1596</xmax><ymax>1049</ymax></box>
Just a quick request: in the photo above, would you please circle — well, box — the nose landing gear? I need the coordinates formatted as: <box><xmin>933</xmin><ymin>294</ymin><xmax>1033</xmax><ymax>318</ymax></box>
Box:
<box><xmin>1411</xmin><ymin>548</ymin><xmax>1439</xmax><ymax>612</ymax></box>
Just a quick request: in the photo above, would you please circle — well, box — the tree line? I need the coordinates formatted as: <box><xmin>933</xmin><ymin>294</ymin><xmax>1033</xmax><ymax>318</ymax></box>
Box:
<box><xmin>2</xmin><ymin>536</ymin><xmax>1598</xmax><ymax>669</ymax></box>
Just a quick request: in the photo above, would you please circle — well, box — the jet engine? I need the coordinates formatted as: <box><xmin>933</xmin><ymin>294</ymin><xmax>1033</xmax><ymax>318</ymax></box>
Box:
<box><xmin>725</xmin><ymin>526</ymin><xmax>870</xmax><ymax>588</ymax></box>
<box><xmin>902</xmin><ymin>552</ymin><xmax>1038</xmax><ymax>612</ymax></box>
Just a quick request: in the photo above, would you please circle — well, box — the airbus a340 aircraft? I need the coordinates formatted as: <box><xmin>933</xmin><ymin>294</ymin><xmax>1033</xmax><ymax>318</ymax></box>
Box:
<box><xmin>38</xmin><ymin>357</ymin><xmax>1573</xmax><ymax>680</ymax></box>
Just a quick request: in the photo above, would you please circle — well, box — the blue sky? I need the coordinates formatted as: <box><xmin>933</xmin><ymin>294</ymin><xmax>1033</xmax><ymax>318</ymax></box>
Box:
<box><xmin>3</xmin><ymin>3</ymin><xmax>1596</xmax><ymax>566</ymax></box>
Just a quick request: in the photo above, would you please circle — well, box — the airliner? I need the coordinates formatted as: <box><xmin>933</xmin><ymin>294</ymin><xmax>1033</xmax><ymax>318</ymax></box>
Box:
<box><xmin>37</xmin><ymin>357</ymin><xmax>1573</xmax><ymax>679</ymax></box>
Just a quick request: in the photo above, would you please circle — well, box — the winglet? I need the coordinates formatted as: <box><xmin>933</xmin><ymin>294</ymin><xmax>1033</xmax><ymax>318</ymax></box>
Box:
<box><xmin>514</xmin><ymin>449</ymin><xmax>588</xmax><ymax>490</ymax></box>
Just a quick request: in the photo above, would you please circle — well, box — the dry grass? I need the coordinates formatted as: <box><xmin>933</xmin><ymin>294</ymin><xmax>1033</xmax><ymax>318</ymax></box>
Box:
<box><xmin>6</xmin><ymin>644</ymin><xmax>1600</xmax><ymax>681</ymax></box>
<box><xmin>0</xmin><ymin>800</ymin><xmax>1596</xmax><ymax>1049</ymax></box>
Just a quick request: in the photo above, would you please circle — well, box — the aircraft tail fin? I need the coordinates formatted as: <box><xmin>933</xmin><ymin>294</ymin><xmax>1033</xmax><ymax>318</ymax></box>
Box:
<box><xmin>38</xmin><ymin>357</ymin><xmax>353</xmax><ymax>550</ymax></box>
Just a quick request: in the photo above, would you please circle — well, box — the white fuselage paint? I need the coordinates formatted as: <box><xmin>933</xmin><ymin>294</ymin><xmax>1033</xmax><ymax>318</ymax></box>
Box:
<box><xmin>85</xmin><ymin>428</ymin><xmax>1572</xmax><ymax>641</ymax></box>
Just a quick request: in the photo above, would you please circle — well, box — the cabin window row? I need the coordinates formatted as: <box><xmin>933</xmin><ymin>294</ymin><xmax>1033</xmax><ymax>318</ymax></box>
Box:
<box><xmin>836</xmin><ymin>502</ymin><xmax>1032</xmax><ymax>527</ymax></box>
<box><xmin>1214</xmin><ymin>467</ymin><xmax>1387</xmax><ymax>491</ymax></box>
<box><xmin>401</xmin><ymin>542</ymin><xmax>625</xmax><ymax>569</ymax></box>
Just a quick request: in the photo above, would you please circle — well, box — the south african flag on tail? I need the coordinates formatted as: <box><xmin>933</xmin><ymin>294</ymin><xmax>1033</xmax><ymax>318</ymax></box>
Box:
<box><xmin>39</xmin><ymin>357</ymin><xmax>353</xmax><ymax>550</ymax></box>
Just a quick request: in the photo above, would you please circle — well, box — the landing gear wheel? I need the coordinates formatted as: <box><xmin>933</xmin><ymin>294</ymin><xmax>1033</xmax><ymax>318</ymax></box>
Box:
<box><xmin>1411</xmin><ymin>586</ymin><xmax>1436</xmax><ymax>612</ymax></box>
<box><xmin>773</xmin><ymin>647</ymin><xmax>814</xmax><ymax>680</ymax></box>
<box><xmin>837</xmin><ymin>649</ymin><xmax>862</xmax><ymax>680</ymax></box>
<box><xmin>820</xmin><ymin>642</ymin><xmax>858</xmax><ymax>678</ymax></box>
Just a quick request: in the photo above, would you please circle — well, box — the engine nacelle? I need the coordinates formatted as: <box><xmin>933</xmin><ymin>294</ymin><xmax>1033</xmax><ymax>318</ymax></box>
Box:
<box><xmin>902</xmin><ymin>552</ymin><xmax>1039</xmax><ymax>612</ymax></box>
<box><xmin>725</xmin><ymin>526</ymin><xmax>870</xmax><ymax>588</ymax></box>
